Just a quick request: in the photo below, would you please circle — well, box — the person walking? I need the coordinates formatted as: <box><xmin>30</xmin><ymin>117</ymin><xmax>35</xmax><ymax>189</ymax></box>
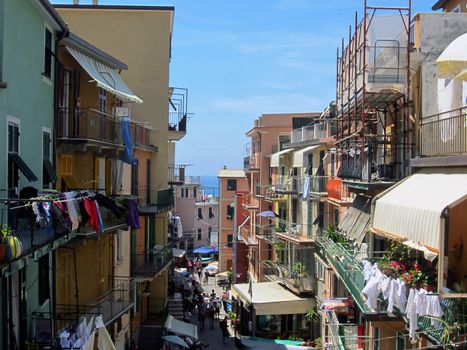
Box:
<box><xmin>219</xmin><ymin>316</ymin><xmax>229</xmax><ymax>344</ymax></box>
<box><xmin>204</xmin><ymin>269</ymin><xmax>209</xmax><ymax>285</ymax></box>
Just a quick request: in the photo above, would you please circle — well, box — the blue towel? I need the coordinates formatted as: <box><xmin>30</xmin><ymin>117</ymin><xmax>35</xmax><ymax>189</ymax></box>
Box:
<box><xmin>119</xmin><ymin>117</ymin><xmax>137</xmax><ymax>165</ymax></box>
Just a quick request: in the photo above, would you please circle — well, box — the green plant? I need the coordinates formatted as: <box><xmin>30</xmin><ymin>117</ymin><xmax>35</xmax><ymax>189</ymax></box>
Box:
<box><xmin>304</xmin><ymin>306</ymin><xmax>319</xmax><ymax>323</ymax></box>
<box><xmin>273</xmin><ymin>242</ymin><xmax>285</xmax><ymax>255</ymax></box>
<box><xmin>292</xmin><ymin>262</ymin><xmax>306</xmax><ymax>276</ymax></box>
<box><xmin>227</xmin><ymin>311</ymin><xmax>237</xmax><ymax>321</ymax></box>
<box><xmin>0</xmin><ymin>224</ymin><xmax>11</xmax><ymax>243</ymax></box>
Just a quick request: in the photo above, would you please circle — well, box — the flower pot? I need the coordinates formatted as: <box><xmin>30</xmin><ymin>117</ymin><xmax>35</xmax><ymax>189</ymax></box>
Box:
<box><xmin>0</xmin><ymin>243</ymin><xmax>6</xmax><ymax>262</ymax></box>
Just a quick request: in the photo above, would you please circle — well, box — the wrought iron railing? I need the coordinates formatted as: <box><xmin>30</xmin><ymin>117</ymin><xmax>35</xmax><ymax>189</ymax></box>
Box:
<box><xmin>131</xmin><ymin>244</ymin><xmax>173</xmax><ymax>277</ymax></box>
<box><xmin>138</xmin><ymin>187</ymin><xmax>174</xmax><ymax>212</ymax></box>
<box><xmin>326</xmin><ymin>310</ymin><xmax>367</xmax><ymax>350</ymax></box>
<box><xmin>168</xmin><ymin>112</ymin><xmax>187</xmax><ymax>132</ymax></box>
<box><xmin>274</xmin><ymin>175</ymin><xmax>298</xmax><ymax>193</ymax></box>
<box><xmin>262</xmin><ymin>260</ymin><xmax>314</xmax><ymax>294</ymax></box>
<box><xmin>147</xmin><ymin>297</ymin><xmax>169</xmax><ymax>325</ymax></box>
<box><xmin>297</xmin><ymin>176</ymin><xmax>328</xmax><ymax>196</ymax></box>
<box><xmin>419</xmin><ymin>107</ymin><xmax>467</xmax><ymax>157</ymax></box>
<box><xmin>49</xmin><ymin>277</ymin><xmax>136</xmax><ymax>331</ymax></box>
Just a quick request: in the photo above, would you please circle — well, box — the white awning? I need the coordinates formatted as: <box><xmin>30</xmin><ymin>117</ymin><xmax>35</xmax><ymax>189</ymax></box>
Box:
<box><xmin>338</xmin><ymin>195</ymin><xmax>372</xmax><ymax>245</ymax></box>
<box><xmin>292</xmin><ymin>145</ymin><xmax>319</xmax><ymax>167</ymax></box>
<box><xmin>66</xmin><ymin>46</ymin><xmax>143</xmax><ymax>103</ymax></box>
<box><xmin>231</xmin><ymin>282</ymin><xmax>311</xmax><ymax>315</ymax></box>
<box><xmin>270</xmin><ymin>149</ymin><xmax>292</xmax><ymax>167</ymax></box>
<box><xmin>164</xmin><ymin>315</ymin><xmax>198</xmax><ymax>340</ymax></box>
<box><xmin>372</xmin><ymin>168</ymin><xmax>467</xmax><ymax>251</ymax></box>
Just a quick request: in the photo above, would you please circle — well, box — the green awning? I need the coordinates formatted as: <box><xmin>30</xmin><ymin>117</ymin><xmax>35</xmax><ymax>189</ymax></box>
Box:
<box><xmin>9</xmin><ymin>154</ymin><xmax>38</xmax><ymax>182</ymax></box>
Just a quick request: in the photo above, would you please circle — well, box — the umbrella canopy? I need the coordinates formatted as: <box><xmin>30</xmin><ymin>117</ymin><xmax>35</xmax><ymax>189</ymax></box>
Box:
<box><xmin>256</xmin><ymin>210</ymin><xmax>278</xmax><ymax>218</ymax></box>
<box><xmin>437</xmin><ymin>33</ymin><xmax>467</xmax><ymax>78</ymax></box>
<box><xmin>162</xmin><ymin>335</ymin><xmax>189</xmax><ymax>348</ymax></box>
<box><xmin>205</xmin><ymin>265</ymin><xmax>218</xmax><ymax>271</ymax></box>
<box><xmin>193</xmin><ymin>246</ymin><xmax>217</xmax><ymax>254</ymax></box>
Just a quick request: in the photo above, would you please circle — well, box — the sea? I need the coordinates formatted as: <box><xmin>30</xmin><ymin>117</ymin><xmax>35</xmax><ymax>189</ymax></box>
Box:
<box><xmin>199</xmin><ymin>175</ymin><xmax>219</xmax><ymax>197</ymax></box>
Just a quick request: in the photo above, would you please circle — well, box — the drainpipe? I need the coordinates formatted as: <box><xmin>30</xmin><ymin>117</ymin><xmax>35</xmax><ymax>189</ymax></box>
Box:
<box><xmin>439</xmin><ymin>208</ymin><xmax>449</xmax><ymax>294</ymax></box>
<box><xmin>233</xmin><ymin>194</ymin><xmax>237</xmax><ymax>284</ymax></box>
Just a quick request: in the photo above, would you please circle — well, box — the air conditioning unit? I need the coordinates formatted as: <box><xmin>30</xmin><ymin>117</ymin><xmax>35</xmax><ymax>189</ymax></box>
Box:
<box><xmin>115</xmin><ymin>107</ymin><xmax>130</xmax><ymax>118</ymax></box>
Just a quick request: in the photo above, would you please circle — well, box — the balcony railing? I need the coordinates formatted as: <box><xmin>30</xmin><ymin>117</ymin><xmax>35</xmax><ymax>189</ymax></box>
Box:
<box><xmin>50</xmin><ymin>277</ymin><xmax>136</xmax><ymax>331</ymax></box>
<box><xmin>274</xmin><ymin>218</ymin><xmax>313</xmax><ymax>242</ymax></box>
<box><xmin>263</xmin><ymin>260</ymin><xmax>314</xmax><ymax>294</ymax></box>
<box><xmin>291</xmin><ymin>122</ymin><xmax>335</xmax><ymax>144</ymax></box>
<box><xmin>57</xmin><ymin>108</ymin><xmax>122</xmax><ymax>145</ymax></box>
<box><xmin>297</xmin><ymin>176</ymin><xmax>328</xmax><ymax>196</ymax></box>
<box><xmin>138</xmin><ymin>187</ymin><xmax>175</xmax><ymax>214</ymax></box>
<box><xmin>315</xmin><ymin>236</ymin><xmax>386</xmax><ymax>314</ymax></box>
<box><xmin>326</xmin><ymin>177</ymin><xmax>353</xmax><ymax>202</ymax></box>
<box><xmin>147</xmin><ymin>297</ymin><xmax>169</xmax><ymax>325</ymax></box>
<box><xmin>255</xmin><ymin>224</ymin><xmax>276</xmax><ymax>243</ymax></box>
<box><xmin>274</xmin><ymin>175</ymin><xmax>298</xmax><ymax>193</ymax></box>
<box><xmin>168</xmin><ymin>112</ymin><xmax>187</xmax><ymax>133</ymax></box>
<box><xmin>130</xmin><ymin>122</ymin><xmax>151</xmax><ymax>147</ymax></box>
<box><xmin>264</xmin><ymin>186</ymin><xmax>285</xmax><ymax>200</ymax></box>
<box><xmin>131</xmin><ymin>244</ymin><xmax>173</xmax><ymax>277</ymax></box>
<box><xmin>419</xmin><ymin>106</ymin><xmax>467</xmax><ymax>157</ymax></box>
<box><xmin>326</xmin><ymin>310</ymin><xmax>367</xmax><ymax>350</ymax></box>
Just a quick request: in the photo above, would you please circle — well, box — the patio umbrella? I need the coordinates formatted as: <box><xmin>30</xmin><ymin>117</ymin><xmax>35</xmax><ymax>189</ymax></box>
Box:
<box><xmin>256</xmin><ymin>210</ymin><xmax>278</xmax><ymax>218</ymax></box>
<box><xmin>437</xmin><ymin>33</ymin><xmax>467</xmax><ymax>78</ymax></box>
<box><xmin>162</xmin><ymin>335</ymin><xmax>189</xmax><ymax>348</ymax></box>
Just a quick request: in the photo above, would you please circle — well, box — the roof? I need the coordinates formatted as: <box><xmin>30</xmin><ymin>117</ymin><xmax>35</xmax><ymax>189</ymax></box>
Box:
<box><xmin>432</xmin><ymin>0</ymin><xmax>449</xmax><ymax>10</ymax></box>
<box><xmin>61</xmin><ymin>32</ymin><xmax>127</xmax><ymax>70</ymax></box>
<box><xmin>54</xmin><ymin>4</ymin><xmax>174</xmax><ymax>11</ymax></box>
<box><xmin>372</xmin><ymin>168</ymin><xmax>467</xmax><ymax>251</ymax></box>
<box><xmin>38</xmin><ymin>0</ymin><xmax>68</xmax><ymax>32</ymax></box>
<box><xmin>231</xmin><ymin>282</ymin><xmax>311</xmax><ymax>315</ymax></box>
<box><xmin>217</xmin><ymin>169</ymin><xmax>246</xmax><ymax>178</ymax></box>
<box><xmin>339</xmin><ymin>194</ymin><xmax>371</xmax><ymax>245</ymax></box>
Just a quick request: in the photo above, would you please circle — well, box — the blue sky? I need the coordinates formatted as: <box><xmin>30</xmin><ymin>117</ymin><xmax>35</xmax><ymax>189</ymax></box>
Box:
<box><xmin>54</xmin><ymin>0</ymin><xmax>434</xmax><ymax>176</ymax></box>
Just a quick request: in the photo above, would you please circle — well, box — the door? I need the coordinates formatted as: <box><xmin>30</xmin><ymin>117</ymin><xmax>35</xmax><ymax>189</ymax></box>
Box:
<box><xmin>59</xmin><ymin>69</ymin><xmax>71</xmax><ymax>137</ymax></box>
<box><xmin>97</xmin><ymin>158</ymin><xmax>106</xmax><ymax>194</ymax></box>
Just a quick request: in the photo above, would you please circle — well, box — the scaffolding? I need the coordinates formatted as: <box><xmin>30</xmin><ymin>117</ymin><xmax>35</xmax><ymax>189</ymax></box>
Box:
<box><xmin>336</xmin><ymin>0</ymin><xmax>412</xmax><ymax>182</ymax></box>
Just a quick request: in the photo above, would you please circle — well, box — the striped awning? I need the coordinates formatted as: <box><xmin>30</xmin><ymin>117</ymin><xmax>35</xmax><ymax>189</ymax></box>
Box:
<box><xmin>66</xmin><ymin>46</ymin><xmax>142</xmax><ymax>103</ymax></box>
<box><xmin>292</xmin><ymin>145</ymin><xmax>319</xmax><ymax>168</ymax></box>
<box><xmin>270</xmin><ymin>149</ymin><xmax>292</xmax><ymax>167</ymax></box>
<box><xmin>338</xmin><ymin>194</ymin><xmax>371</xmax><ymax>245</ymax></box>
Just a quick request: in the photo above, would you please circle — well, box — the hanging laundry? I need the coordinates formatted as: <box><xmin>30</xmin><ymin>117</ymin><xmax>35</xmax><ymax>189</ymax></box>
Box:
<box><xmin>84</xmin><ymin>197</ymin><xmax>101</xmax><ymax>233</ymax></box>
<box><xmin>51</xmin><ymin>203</ymin><xmax>71</xmax><ymax>236</ymax></box>
<box><xmin>82</xmin><ymin>330</ymin><xmax>95</xmax><ymax>350</ymax></box>
<box><xmin>426</xmin><ymin>294</ymin><xmax>443</xmax><ymax>327</ymax></box>
<box><xmin>126</xmin><ymin>199</ymin><xmax>140</xmax><ymax>229</ymax></box>
<box><xmin>94</xmin><ymin>200</ymin><xmax>104</xmax><ymax>233</ymax></box>
<box><xmin>380</xmin><ymin>276</ymin><xmax>391</xmax><ymax>300</ymax></box>
<box><xmin>64</xmin><ymin>191</ymin><xmax>80</xmax><ymax>231</ymax></box>
<box><xmin>405</xmin><ymin>288</ymin><xmax>417</xmax><ymax>342</ymax></box>
<box><xmin>95</xmin><ymin>193</ymin><xmax>124</xmax><ymax>218</ymax></box>
<box><xmin>387</xmin><ymin>278</ymin><xmax>398</xmax><ymax>314</ymax></box>
<box><xmin>415</xmin><ymin>288</ymin><xmax>428</xmax><ymax>316</ymax></box>
<box><xmin>361</xmin><ymin>268</ymin><xmax>383</xmax><ymax>310</ymax></box>
<box><xmin>395</xmin><ymin>279</ymin><xmax>407</xmax><ymax>311</ymax></box>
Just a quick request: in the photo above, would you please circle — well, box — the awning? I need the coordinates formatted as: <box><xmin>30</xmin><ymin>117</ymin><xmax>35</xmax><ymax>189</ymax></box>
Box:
<box><xmin>292</xmin><ymin>145</ymin><xmax>319</xmax><ymax>168</ymax></box>
<box><xmin>9</xmin><ymin>154</ymin><xmax>38</xmax><ymax>182</ymax></box>
<box><xmin>270</xmin><ymin>149</ymin><xmax>292</xmax><ymax>167</ymax></box>
<box><xmin>231</xmin><ymin>282</ymin><xmax>311</xmax><ymax>315</ymax></box>
<box><xmin>66</xmin><ymin>46</ymin><xmax>143</xmax><ymax>103</ymax></box>
<box><xmin>372</xmin><ymin>168</ymin><xmax>467</xmax><ymax>252</ymax></box>
<box><xmin>436</xmin><ymin>32</ymin><xmax>467</xmax><ymax>79</ymax></box>
<box><xmin>164</xmin><ymin>315</ymin><xmax>198</xmax><ymax>340</ymax></box>
<box><xmin>338</xmin><ymin>195</ymin><xmax>371</xmax><ymax>245</ymax></box>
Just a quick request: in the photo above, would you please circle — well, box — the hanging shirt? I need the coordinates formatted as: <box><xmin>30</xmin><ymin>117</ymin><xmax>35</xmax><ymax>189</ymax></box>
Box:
<box><xmin>405</xmin><ymin>288</ymin><xmax>418</xmax><ymax>342</ymax></box>
<box><xmin>415</xmin><ymin>288</ymin><xmax>428</xmax><ymax>316</ymax></box>
<box><xmin>426</xmin><ymin>294</ymin><xmax>443</xmax><ymax>327</ymax></box>
<box><xmin>361</xmin><ymin>269</ymin><xmax>383</xmax><ymax>310</ymax></box>
<box><xmin>84</xmin><ymin>197</ymin><xmax>101</xmax><ymax>233</ymax></box>
<box><xmin>64</xmin><ymin>191</ymin><xmax>80</xmax><ymax>231</ymax></box>
<box><xmin>395</xmin><ymin>279</ymin><xmax>407</xmax><ymax>311</ymax></box>
<box><xmin>126</xmin><ymin>199</ymin><xmax>140</xmax><ymax>229</ymax></box>
<box><xmin>387</xmin><ymin>278</ymin><xmax>398</xmax><ymax>314</ymax></box>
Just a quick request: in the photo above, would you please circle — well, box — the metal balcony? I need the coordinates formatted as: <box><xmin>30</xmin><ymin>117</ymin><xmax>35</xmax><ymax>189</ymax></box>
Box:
<box><xmin>290</xmin><ymin>122</ymin><xmax>335</xmax><ymax>145</ymax></box>
<box><xmin>262</xmin><ymin>260</ymin><xmax>314</xmax><ymax>295</ymax></box>
<box><xmin>315</xmin><ymin>236</ymin><xmax>386</xmax><ymax>314</ymax></box>
<box><xmin>138</xmin><ymin>187</ymin><xmax>175</xmax><ymax>215</ymax></box>
<box><xmin>274</xmin><ymin>175</ymin><xmax>298</xmax><ymax>194</ymax></box>
<box><xmin>419</xmin><ymin>106</ymin><xmax>467</xmax><ymax>157</ymax></box>
<box><xmin>242</xmin><ymin>193</ymin><xmax>259</xmax><ymax>209</ymax></box>
<box><xmin>43</xmin><ymin>277</ymin><xmax>136</xmax><ymax>332</ymax></box>
<box><xmin>168</xmin><ymin>87</ymin><xmax>189</xmax><ymax>141</ymax></box>
<box><xmin>325</xmin><ymin>310</ymin><xmax>368</xmax><ymax>350</ymax></box>
<box><xmin>298</xmin><ymin>176</ymin><xmax>328</xmax><ymax>197</ymax></box>
<box><xmin>131</xmin><ymin>244</ymin><xmax>173</xmax><ymax>278</ymax></box>
<box><xmin>274</xmin><ymin>218</ymin><xmax>313</xmax><ymax>243</ymax></box>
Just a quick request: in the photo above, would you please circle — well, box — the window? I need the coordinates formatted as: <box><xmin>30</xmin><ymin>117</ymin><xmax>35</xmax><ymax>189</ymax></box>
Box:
<box><xmin>185</xmin><ymin>188</ymin><xmax>189</xmax><ymax>198</ymax></box>
<box><xmin>278</xmin><ymin>134</ymin><xmax>290</xmax><ymax>150</ymax></box>
<box><xmin>316</xmin><ymin>260</ymin><xmax>325</xmax><ymax>280</ymax></box>
<box><xmin>8</xmin><ymin>121</ymin><xmax>20</xmax><ymax>196</ymax></box>
<box><xmin>38</xmin><ymin>254</ymin><xmax>50</xmax><ymax>305</ymax></box>
<box><xmin>193</xmin><ymin>187</ymin><xmax>197</xmax><ymax>199</ymax></box>
<box><xmin>98</xmin><ymin>88</ymin><xmax>106</xmax><ymax>114</ymax></box>
<box><xmin>227</xmin><ymin>234</ymin><xmax>233</xmax><ymax>248</ymax></box>
<box><xmin>396</xmin><ymin>332</ymin><xmax>405</xmax><ymax>350</ymax></box>
<box><xmin>209</xmin><ymin>207</ymin><xmax>214</xmax><ymax>218</ymax></box>
<box><xmin>227</xmin><ymin>179</ymin><xmax>237</xmax><ymax>191</ymax></box>
<box><xmin>208</xmin><ymin>227</ymin><xmax>212</xmax><ymax>239</ymax></box>
<box><xmin>42</xmin><ymin>131</ymin><xmax>56</xmax><ymax>187</ymax></box>
<box><xmin>330</xmin><ymin>153</ymin><xmax>335</xmax><ymax>177</ymax></box>
<box><xmin>334</xmin><ymin>208</ymin><xmax>339</xmax><ymax>226</ymax></box>
<box><xmin>373</xmin><ymin>327</ymin><xmax>380</xmax><ymax>350</ymax></box>
<box><xmin>226</xmin><ymin>205</ymin><xmax>234</xmax><ymax>220</ymax></box>
<box><xmin>197</xmin><ymin>229</ymin><xmax>202</xmax><ymax>240</ymax></box>
<box><xmin>197</xmin><ymin>208</ymin><xmax>203</xmax><ymax>220</ymax></box>
<box><xmin>181</xmin><ymin>187</ymin><xmax>185</xmax><ymax>197</ymax></box>
<box><xmin>43</xmin><ymin>28</ymin><xmax>52</xmax><ymax>78</ymax></box>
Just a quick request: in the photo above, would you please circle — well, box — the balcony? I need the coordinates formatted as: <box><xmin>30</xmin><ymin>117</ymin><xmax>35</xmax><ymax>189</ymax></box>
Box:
<box><xmin>263</xmin><ymin>260</ymin><xmax>314</xmax><ymax>295</ymax></box>
<box><xmin>242</xmin><ymin>193</ymin><xmax>259</xmax><ymax>209</ymax></box>
<box><xmin>298</xmin><ymin>176</ymin><xmax>328</xmax><ymax>198</ymax></box>
<box><xmin>130</xmin><ymin>122</ymin><xmax>153</xmax><ymax>149</ymax></box>
<box><xmin>239</xmin><ymin>226</ymin><xmax>258</xmax><ymax>246</ymax></box>
<box><xmin>255</xmin><ymin>224</ymin><xmax>276</xmax><ymax>244</ymax></box>
<box><xmin>274</xmin><ymin>218</ymin><xmax>313</xmax><ymax>243</ymax></box>
<box><xmin>326</xmin><ymin>177</ymin><xmax>353</xmax><ymax>203</ymax></box>
<box><xmin>138</xmin><ymin>187</ymin><xmax>175</xmax><ymax>215</ymax></box>
<box><xmin>264</xmin><ymin>186</ymin><xmax>285</xmax><ymax>201</ymax></box>
<box><xmin>76</xmin><ymin>198</ymin><xmax>128</xmax><ymax>237</ymax></box>
<box><xmin>38</xmin><ymin>277</ymin><xmax>136</xmax><ymax>332</ymax></box>
<box><xmin>418</xmin><ymin>106</ymin><xmax>467</xmax><ymax>158</ymax></box>
<box><xmin>274</xmin><ymin>175</ymin><xmax>298</xmax><ymax>194</ymax></box>
<box><xmin>315</xmin><ymin>236</ymin><xmax>386</xmax><ymax>314</ymax></box>
<box><xmin>131</xmin><ymin>244</ymin><xmax>173</xmax><ymax>277</ymax></box>
<box><xmin>168</xmin><ymin>87</ymin><xmax>189</xmax><ymax>141</ymax></box>
<box><xmin>290</xmin><ymin>122</ymin><xmax>335</xmax><ymax>145</ymax></box>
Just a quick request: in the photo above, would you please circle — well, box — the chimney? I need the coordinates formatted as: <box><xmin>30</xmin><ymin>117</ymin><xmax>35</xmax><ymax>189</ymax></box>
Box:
<box><xmin>73</xmin><ymin>0</ymin><xmax>79</xmax><ymax>4</ymax></box>
<box><xmin>223</xmin><ymin>165</ymin><xmax>227</xmax><ymax>170</ymax></box>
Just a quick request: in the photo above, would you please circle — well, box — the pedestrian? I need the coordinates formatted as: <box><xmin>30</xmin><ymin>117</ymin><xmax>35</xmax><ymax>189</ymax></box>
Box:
<box><xmin>248</xmin><ymin>319</ymin><xmax>253</xmax><ymax>336</ymax></box>
<box><xmin>198</xmin><ymin>304</ymin><xmax>206</xmax><ymax>331</ymax></box>
<box><xmin>210</xmin><ymin>289</ymin><xmax>216</xmax><ymax>298</ymax></box>
<box><xmin>207</xmin><ymin>300</ymin><xmax>215</xmax><ymax>329</ymax></box>
<box><xmin>197</xmin><ymin>266</ymin><xmax>202</xmax><ymax>281</ymax></box>
<box><xmin>204</xmin><ymin>269</ymin><xmax>209</xmax><ymax>285</ymax></box>
<box><xmin>213</xmin><ymin>298</ymin><xmax>221</xmax><ymax>320</ymax></box>
<box><xmin>219</xmin><ymin>316</ymin><xmax>229</xmax><ymax>344</ymax></box>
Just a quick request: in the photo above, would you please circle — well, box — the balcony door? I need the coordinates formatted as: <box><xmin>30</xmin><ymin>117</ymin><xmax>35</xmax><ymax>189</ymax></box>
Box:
<box><xmin>59</xmin><ymin>69</ymin><xmax>71</xmax><ymax>137</ymax></box>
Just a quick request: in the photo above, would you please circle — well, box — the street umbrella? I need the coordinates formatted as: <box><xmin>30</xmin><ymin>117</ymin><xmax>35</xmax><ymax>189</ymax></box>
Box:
<box><xmin>437</xmin><ymin>32</ymin><xmax>467</xmax><ymax>78</ymax></box>
<box><xmin>256</xmin><ymin>210</ymin><xmax>278</xmax><ymax>218</ymax></box>
<box><xmin>162</xmin><ymin>335</ymin><xmax>189</xmax><ymax>348</ymax></box>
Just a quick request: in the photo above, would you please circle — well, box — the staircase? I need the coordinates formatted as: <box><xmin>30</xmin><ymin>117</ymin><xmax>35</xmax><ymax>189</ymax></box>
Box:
<box><xmin>168</xmin><ymin>292</ymin><xmax>185</xmax><ymax>320</ymax></box>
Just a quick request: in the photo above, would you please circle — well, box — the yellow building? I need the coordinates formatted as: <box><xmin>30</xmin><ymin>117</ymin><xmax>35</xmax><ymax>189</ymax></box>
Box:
<box><xmin>55</xmin><ymin>4</ymin><xmax>184</xmax><ymax>346</ymax></box>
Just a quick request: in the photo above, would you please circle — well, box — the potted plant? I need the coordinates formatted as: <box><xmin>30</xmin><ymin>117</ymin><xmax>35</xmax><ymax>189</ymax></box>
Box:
<box><xmin>0</xmin><ymin>224</ymin><xmax>9</xmax><ymax>262</ymax></box>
